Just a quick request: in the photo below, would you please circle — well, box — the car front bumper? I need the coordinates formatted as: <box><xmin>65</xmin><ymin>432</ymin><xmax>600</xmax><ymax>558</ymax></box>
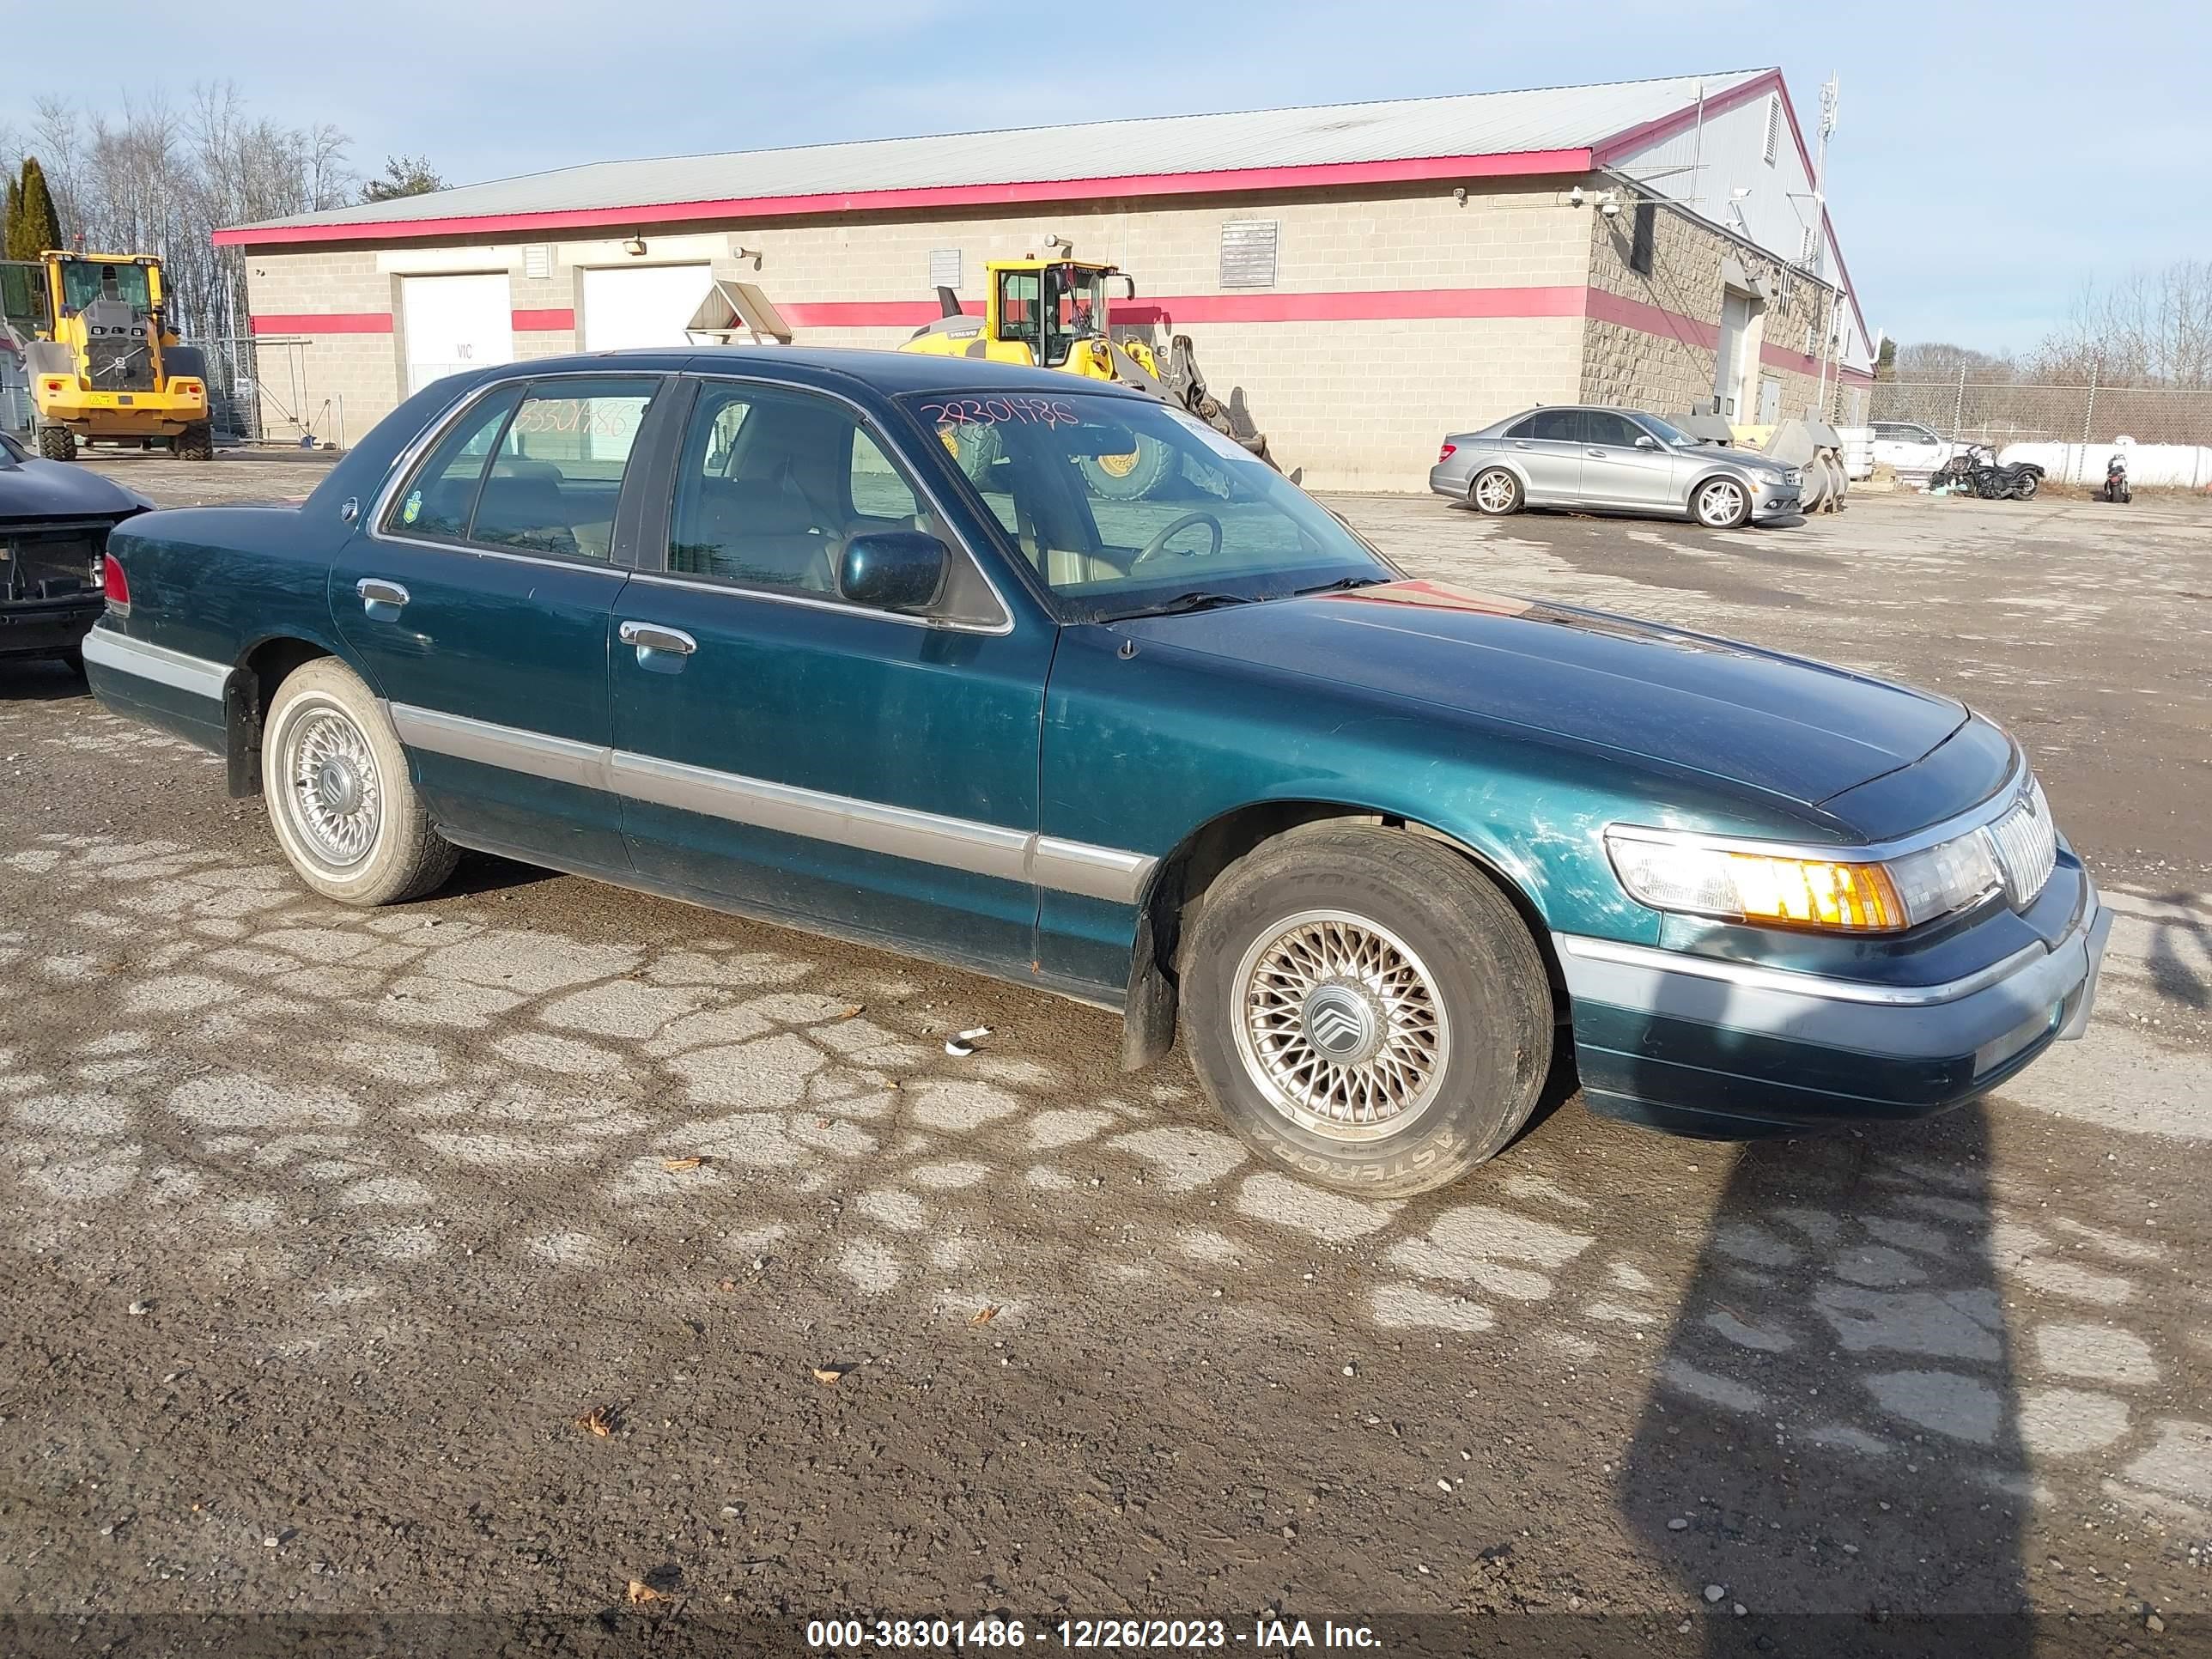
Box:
<box><xmin>1751</xmin><ymin>484</ymin><xmax>1802</xmax><ymax>517</ymax></box>
<box><xmin>1556</xmin><ymin>872</ymin><xmax>2111</xmax><ymax>1138</ymax></box>
<box><xmin>0</xmin><ymin>592</ymin><xmax>103</xmax><ymax>659</ymax></box>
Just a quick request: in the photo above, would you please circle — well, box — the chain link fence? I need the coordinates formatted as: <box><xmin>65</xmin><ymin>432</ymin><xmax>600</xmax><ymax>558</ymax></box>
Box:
<box><xmin>1869</xmin><ymin>376</ymin><xmax>2212</xmax><ymax>448</ymax></box>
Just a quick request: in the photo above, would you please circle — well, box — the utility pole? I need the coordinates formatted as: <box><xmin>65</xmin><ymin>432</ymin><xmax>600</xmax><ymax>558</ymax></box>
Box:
<box><xmin>1810</xmin><ymin>76</ymin><xmax>1840</xmax><ymax>416</ymax></box>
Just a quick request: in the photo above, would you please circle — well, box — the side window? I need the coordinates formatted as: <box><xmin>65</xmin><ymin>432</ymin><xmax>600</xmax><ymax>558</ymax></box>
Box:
<box><xmin>1503</xmin><ymin>416</ymin><xmax>1539</xmax><ymax>441</ymax></box>
<box><xmin>1583</xmin><ymin>411</ymin><xmax>1643</xmax><ymax>447</ymax></box>
<box><xmin>996</xmin><ymin>269</ymin><xmax>1041</xmax><ymax>353</ymax></box>
<box><xmin>848</xmin><ymin>428</ymin><xmax>922</xmax><ymax>525</ymax></box>
<box><xmin>470</xmin><ymin>376</ymin><xmax>659</xmax><ymax>560</ymax></box>
<box><xmin>1527</xmin><ymin>409</ymin><xmax>1583</xmax><ymax>443</ymax></box>
<box><xmin>386</xmin><ymin>385</ymin><xmax>521</xmax><ymax>540</ymax></box>
<box><xmin>668</xmin><ymin>382</ymin><xmax>939</xmax><ymax>601</ymax></box>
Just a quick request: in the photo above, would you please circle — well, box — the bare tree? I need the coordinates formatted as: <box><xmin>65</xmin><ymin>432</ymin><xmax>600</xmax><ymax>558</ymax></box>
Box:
<box><xmin>15</xmin><ymin>84</ymin><xmax>362</xmax><ymax>343</ymax></box>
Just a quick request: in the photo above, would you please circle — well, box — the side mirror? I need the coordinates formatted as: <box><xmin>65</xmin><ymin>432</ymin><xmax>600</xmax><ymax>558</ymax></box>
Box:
<box><xmin>1634</xmin><ymin>434</ymin><xmax>1662</xmax><ymax>451</ymax></box>
<box><xmin>839</xmin><ymin>530</ymin><xmax>949</xmax><ymax>613</ymax></box>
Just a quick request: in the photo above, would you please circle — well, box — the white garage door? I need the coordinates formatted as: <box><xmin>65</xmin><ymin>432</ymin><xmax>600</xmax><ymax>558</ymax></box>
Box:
<box><xmin>582</xmin><ymin>264</ymin><xmax>714</xmax><ymax>352</ymax></box>
<box><xmin>400</xmin><ymin>273</ymin><xmax>514</xmax><ymax>396</ymax></box>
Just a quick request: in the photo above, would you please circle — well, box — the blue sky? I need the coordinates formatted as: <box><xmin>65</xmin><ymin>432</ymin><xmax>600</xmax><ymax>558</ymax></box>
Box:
<box><xmin>10</xmin><ymin>0</ymin><xmax>2203</xmax><ymax>354</ymax></box>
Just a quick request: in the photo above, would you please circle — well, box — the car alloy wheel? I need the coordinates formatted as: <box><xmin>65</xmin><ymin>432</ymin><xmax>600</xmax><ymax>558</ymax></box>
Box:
<box><xmin>1696</xmin><ymin>478</ymin><xmax>1748</xmax><ymax>527</ymax></box>
<box><xmin>1231</xmin><ymin>908</ymin><xmax>1452</xmax><ymax>1142</ymax></box>
<box><xmin>281</xmin><ymin>698</ymin><xmax>384</xmax><ymax>870</ymax></box>
<box><xmin>1471</xmin><ymin>469</ymin><xmax>1521</xmax><ymax>515</ymax></box>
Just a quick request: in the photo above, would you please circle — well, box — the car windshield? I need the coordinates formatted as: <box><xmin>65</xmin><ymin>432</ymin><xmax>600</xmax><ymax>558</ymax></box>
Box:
<box><xmin>908</xmin><ymin>390</ymin><xmax>1395</xmax><ymax>623</ymax></box>
<box><xmin>1636</xmin><ymin>413</ymin><xmax>1700</xmax><ymax>447</ymax></box>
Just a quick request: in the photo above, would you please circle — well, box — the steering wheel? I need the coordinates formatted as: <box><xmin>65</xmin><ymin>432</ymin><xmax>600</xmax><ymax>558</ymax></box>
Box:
<box><xmin>1131</xmin><ymin>510</ymin><xmax>1224</xmax><ymax>566</ymax></box>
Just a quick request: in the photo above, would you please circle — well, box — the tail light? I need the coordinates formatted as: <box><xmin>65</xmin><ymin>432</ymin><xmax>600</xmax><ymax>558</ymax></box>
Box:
<box><xmin>1437</xmin><ymin>442</ymin><xmax>1458</xmax><ymax>464</ymax></box>
<box><xmin>102</xmin><ymin>551</ymin><xmax>131</xmax><ymax>616</ymax></box>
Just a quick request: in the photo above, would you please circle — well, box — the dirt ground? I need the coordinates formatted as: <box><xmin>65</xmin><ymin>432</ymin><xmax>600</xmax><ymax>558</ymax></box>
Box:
<box><xmin>1</xmin><ymin>453</ymin><xmax>2207</xmax><ymax>1654</ymax></box>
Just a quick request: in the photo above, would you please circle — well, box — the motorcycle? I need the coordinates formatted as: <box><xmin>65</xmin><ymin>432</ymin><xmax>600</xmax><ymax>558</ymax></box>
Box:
<box><xmin>2100</xmin><ymin>453</ymin><xmax>2131</xmax><ymax>503</ymax></box>
<box><xmin>1933</xmin><ymin>445</ymin><xmax>2044</xmax><ymax>501</ymax></box>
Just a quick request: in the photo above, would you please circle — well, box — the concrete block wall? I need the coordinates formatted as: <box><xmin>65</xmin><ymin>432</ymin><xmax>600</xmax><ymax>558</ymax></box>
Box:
<box><xmin>241</xmin><ymin>178</ymin><xmax>1595</xmax><ymax>489</ymax></box>
<box><xmin>1580</xmin><ymin>200</ymin><xmax>1838</xmax><ymax>424</ymax></box>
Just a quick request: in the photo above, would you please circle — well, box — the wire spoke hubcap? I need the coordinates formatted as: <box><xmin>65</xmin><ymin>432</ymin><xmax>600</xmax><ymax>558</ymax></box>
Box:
<box><xmin>285</xmin><ymin>706</ymin><xmax>381</xmax><ymax>869</ymax></box>
<box><xmin>1233</xmin><ymin>909</ymin><xmax>1451</xmax><ymax>1142</ymax></box>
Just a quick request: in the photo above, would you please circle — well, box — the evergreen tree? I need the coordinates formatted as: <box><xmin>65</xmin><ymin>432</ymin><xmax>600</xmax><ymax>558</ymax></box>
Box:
<box><xmin>13</xmin><ymin>158</ymin><xmax>63</xmax><ymax>259</ymax></box>
<box><xmin>3</xmin><ymin>175</ymin><xmax>21</xmax><ymax>259</ymax></box>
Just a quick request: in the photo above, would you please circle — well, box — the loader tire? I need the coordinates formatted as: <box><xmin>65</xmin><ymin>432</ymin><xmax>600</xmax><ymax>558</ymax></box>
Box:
<box><xmin>1079</xmin><ymin>434</ymin><xmax>1176</xmax><ymax>500</ymax></box>
<box><xmin>36</xmin><ymin>424</ymin><xmax>76</xmax><ymax>462</ymax></box>
<box><xmin>176</xmin><ymin>422</ymin><xmax>215</xmax><ymax>461</ymax></box>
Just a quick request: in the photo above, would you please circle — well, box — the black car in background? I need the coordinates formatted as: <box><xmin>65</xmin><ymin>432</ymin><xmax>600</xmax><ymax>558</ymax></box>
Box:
<box><xmin>0</xmin><ymin>430</ymin><xmax>151</xmax><ymax>672</ymax></box>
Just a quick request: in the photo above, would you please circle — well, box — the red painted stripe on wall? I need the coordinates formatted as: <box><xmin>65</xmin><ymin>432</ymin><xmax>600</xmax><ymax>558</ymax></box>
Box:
<box><xmin>211</xmin><ymin>149</ymin><xmax>1596</xmax><ymax>247</ymax></box>
<box><xmin>1589</xmin><ymin>288</ymin><xmax>1875</xmax><ymax>383</ymax></box>
<box><xmin>512</xmin><ymin>308</ymin><xmax>575</xmax><ymax>331</ymax></box>
<box><xmin>786</xmin><ymin>287</ymin><xmax>1589</xmax><ymax>329</ymax></box>
<box><xmin>249</xmin><ymin>312</ymin><xmax>392</xmax><ymax>334</ymax></box>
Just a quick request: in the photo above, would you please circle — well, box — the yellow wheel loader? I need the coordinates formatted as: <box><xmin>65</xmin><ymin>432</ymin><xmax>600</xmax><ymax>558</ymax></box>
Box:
<box><xmin>901</xmin><ymin>257</ymin><xmax>1277</xmax><ymax>497</ymax></box>
<box><xmin>0</xmin><ymin>252</ymin><xmax>211</xmax><ymax>461</ymax></box>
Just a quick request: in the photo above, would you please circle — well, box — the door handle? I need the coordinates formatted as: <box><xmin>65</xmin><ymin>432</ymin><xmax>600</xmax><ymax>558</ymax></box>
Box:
<box><xmin>356</xmin><ymin>578</ymin><xmax>410</xmax><ymax>611</ymax></box>
<box><xmin>1511</xmin><ymin>441</ymin><xmax>1534</xmax><ymax>449</ymax></box>
<box><xmin>619</xmin><ymin>620</ymin><xmax>697</xmax><ymax>657</ymax></box>
<box><xmin>1586</xmin><ymin>447</ymin><xmax>1610</xmax><ymax>458</ymax></box>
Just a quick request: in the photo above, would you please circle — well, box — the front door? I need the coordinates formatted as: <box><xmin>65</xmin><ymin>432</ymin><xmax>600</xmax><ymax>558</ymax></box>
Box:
<box><xmin>609</xmin><ymin>375</ymin><xmax>1052</xmax><ymax>975</ymax></box>
<box><xmin>1578</xmin><ymin>410</ymin><xmax>1680</xmax><ymax>508</ymax></box>
<box><xmin>330</xmin><ymin>372</ymin><xmax>665</xmax><ymax>868</ymax></box>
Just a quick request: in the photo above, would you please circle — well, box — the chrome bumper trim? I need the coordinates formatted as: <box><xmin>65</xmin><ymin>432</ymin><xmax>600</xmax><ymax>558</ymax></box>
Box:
<box><xmin>80</xmin><ymin>626</ymin><xmax>230</xmax><ymax>702</ymax></box>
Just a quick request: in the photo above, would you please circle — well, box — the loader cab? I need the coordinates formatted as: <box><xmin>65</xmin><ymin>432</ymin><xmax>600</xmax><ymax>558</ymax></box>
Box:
<box><xmin>989</xmin><ymin>260</ymin><xmax>1117</xmax><ymax>368</ymax></box>
<box><xmin>53</xmin><ymin>254</ymin><xmax>158</xmax><ymax>321</ymax></box>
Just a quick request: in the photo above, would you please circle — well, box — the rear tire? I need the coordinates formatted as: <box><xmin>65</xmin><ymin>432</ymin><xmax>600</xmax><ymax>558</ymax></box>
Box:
<box><xmin>1181</xmin><ymin>825</ymin><xmax>1553</xmax><ymax>1197</ymax></box>
<box><xmin>1468</xmin><ymin>467</ymin><xmax>1523</xmax><ymax>516</ymax></box>
<box><xmin>36</xmin><ymin>424</ymin><xmax>76</xmax><ymax>462</ymax></box>
<box><xmin>175</xmin><ymin>422</ymin><xmax>215</xmax><ymax>461</ymax></box>
<box><xmin>1693</xmin><ymin>476</ymin><xmax>1752</xmax><ymax>528</ymax></box>
<box><xmin>260</xmin><ymin>657</ymin><xmax>458</xmax><ymax>906</ymax></box>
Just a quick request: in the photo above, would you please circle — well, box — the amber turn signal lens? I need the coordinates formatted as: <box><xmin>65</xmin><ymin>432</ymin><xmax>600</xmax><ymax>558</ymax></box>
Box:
<box><xmin>1722</xmin><ymin>853</ymin><xmax>1906</xmax><ymax>931</ymax></box>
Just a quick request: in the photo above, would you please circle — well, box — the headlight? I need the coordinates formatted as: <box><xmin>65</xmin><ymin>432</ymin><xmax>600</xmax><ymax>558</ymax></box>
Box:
<box><xmin>1605</xmin><ymin>823</ymin><xmax>2002</xmax><ymax>933</ymax></box>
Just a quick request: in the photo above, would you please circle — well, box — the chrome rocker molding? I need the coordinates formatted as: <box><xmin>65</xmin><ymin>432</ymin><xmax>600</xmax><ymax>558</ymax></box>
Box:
<box><xmin>79</xmin><ymin>628</ymin><xmax>231</xmax><ymax>702</ymax></box>
<box><xmin>389</xmin><ymin>702</ymin><xmax>1155</xmax><ymax>906</ymax></box>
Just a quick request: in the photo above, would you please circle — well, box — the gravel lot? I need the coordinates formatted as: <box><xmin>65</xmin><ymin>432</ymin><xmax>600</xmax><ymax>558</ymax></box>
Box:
<box><xmin>2</xmin><ymin>453</ymin><xmax>2206</xmax><ymax>1650</ymax></box>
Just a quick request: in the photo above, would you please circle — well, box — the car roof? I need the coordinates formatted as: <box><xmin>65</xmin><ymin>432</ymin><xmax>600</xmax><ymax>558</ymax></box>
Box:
<box><xmin>478</xmin><ymin>344</ymin><xmax>1155</xmax><ymax>403</ymax></box>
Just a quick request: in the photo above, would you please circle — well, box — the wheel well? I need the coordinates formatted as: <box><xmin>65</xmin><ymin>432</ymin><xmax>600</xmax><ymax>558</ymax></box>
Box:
<box><xmin>224</xmin><ymin>637</ymin><xmax>331</xmax><ymax>798</ymax></box>
<box><xmin>1120</xmin><ymin>801</ymin><xmax>1565</xmax><ymax>1070</ymax></box>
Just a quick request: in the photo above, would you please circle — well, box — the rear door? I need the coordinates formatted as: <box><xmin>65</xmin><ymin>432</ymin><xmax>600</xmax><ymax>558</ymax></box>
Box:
<box><xmin>329</xmin><ymin>373</ymin><xmax>665</xmax><ymax>867</ymax></box>
<box><xmin>1502</xmin><ymin>409</ymin><xmax>1584</xmax><ymax>502</ymax></box>
<box><xmin>1578</xmin><ymin>410</ymin><xmax>1679</xmax><ymax>509</ymax></box>
<box><xmin>608</xmin><ymin>374</ymin><xmax>1051</xmax><ymax>975</ymax></box>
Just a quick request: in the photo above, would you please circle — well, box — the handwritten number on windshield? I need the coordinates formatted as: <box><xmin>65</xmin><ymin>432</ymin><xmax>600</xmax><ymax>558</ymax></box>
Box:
<box><xmin>919</xmin><ymin>397</ymin><xmax>1083</xmax><ymax>429</ymax></box>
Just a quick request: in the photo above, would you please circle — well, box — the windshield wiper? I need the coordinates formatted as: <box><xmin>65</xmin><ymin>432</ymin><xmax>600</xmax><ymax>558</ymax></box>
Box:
<box><xmin>1123</xmin><ymin>591</ymin><xmax>1254</xmax><ymax>619</ymax></box>
<box><xmin>1291</xmin><ymin>574</ymin><xmax>1390</xmax><ymax>596</ymax></box>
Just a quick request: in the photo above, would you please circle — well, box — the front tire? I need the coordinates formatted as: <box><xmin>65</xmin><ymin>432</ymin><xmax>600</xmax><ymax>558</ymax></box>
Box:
<box><xmin>1079</xmin><ymin>434</ymin><xmax>1176</xmax><ymax>500</ymax></box>
<box><xmin>175</xmin><ymin>422</ymin><xmax>215</xmax><ymax>460</ymax></box>
<box><xmin>260</xmin><ymin>657</ymin><xmax>457</xmax><ymax>906</ymax></box>
<box><xmin>1181</xmin><ymin>825</ymin><xmax>1553</xmax><ymax>1197</ymax></box>
<box><xmin>1468</xmin><ymin>467</ymin><xmax>1523</xmax><ymax>516</ymax></box>
<box><xmin>1693</xmin><ymin>477</ymin><xmax>1751</xmax><ymax>528</ymax></box>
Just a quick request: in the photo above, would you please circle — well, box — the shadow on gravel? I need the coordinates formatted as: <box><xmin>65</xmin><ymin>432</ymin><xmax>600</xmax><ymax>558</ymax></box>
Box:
<box><xmin>1619</xmin><ymin>1105</ymin><xmax>2035</xmax><ymax>1656</ymax></box>
<box><xmin>0</xmin><ymin>659</ymin><xmax>92</xmax><ymax>702</ymax></box>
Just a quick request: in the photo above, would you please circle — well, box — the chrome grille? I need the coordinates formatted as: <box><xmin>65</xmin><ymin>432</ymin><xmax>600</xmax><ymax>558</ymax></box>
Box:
<box><xmin>1984</xmin><ymin>780</ymin><xmax>2057</xmax><ymax>907</ymax></box>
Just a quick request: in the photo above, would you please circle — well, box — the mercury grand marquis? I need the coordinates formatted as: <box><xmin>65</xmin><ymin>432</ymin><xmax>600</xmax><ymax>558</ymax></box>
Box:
<box><xmin>82</xmin><ymin>349</ymin><xmax>2109</xmax><ymax>1195</ymax></box>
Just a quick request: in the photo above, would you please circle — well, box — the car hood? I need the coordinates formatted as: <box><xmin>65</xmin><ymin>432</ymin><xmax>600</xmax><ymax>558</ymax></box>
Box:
<box><xmin>1120</xmin><ymin>579</ymin><xmax>1967</xmax><ymax>808</ymax></box>
<box><xmin>0</xmin><ymin>451</ymin><xmax>146</xmax><ymax>521</ymax></box>
<box><xmin>1692</xmin><ymin>446</ymin><xmax>1792</xmax><ymax>475</ymax></box>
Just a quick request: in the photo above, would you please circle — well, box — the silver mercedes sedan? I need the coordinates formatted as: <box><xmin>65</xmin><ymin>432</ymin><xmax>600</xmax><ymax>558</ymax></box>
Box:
<box><xmin>1430</xmin><ymin>406</ymin><xmax>1802</xmax><ymax>529</ymax></box>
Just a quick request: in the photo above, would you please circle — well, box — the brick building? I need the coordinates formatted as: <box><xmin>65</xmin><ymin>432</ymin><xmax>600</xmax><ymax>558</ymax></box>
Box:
<box><xmin>216</xmin><ymin>69</ymin><xmax>1875</xmax><ymax>490</ymax></box>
